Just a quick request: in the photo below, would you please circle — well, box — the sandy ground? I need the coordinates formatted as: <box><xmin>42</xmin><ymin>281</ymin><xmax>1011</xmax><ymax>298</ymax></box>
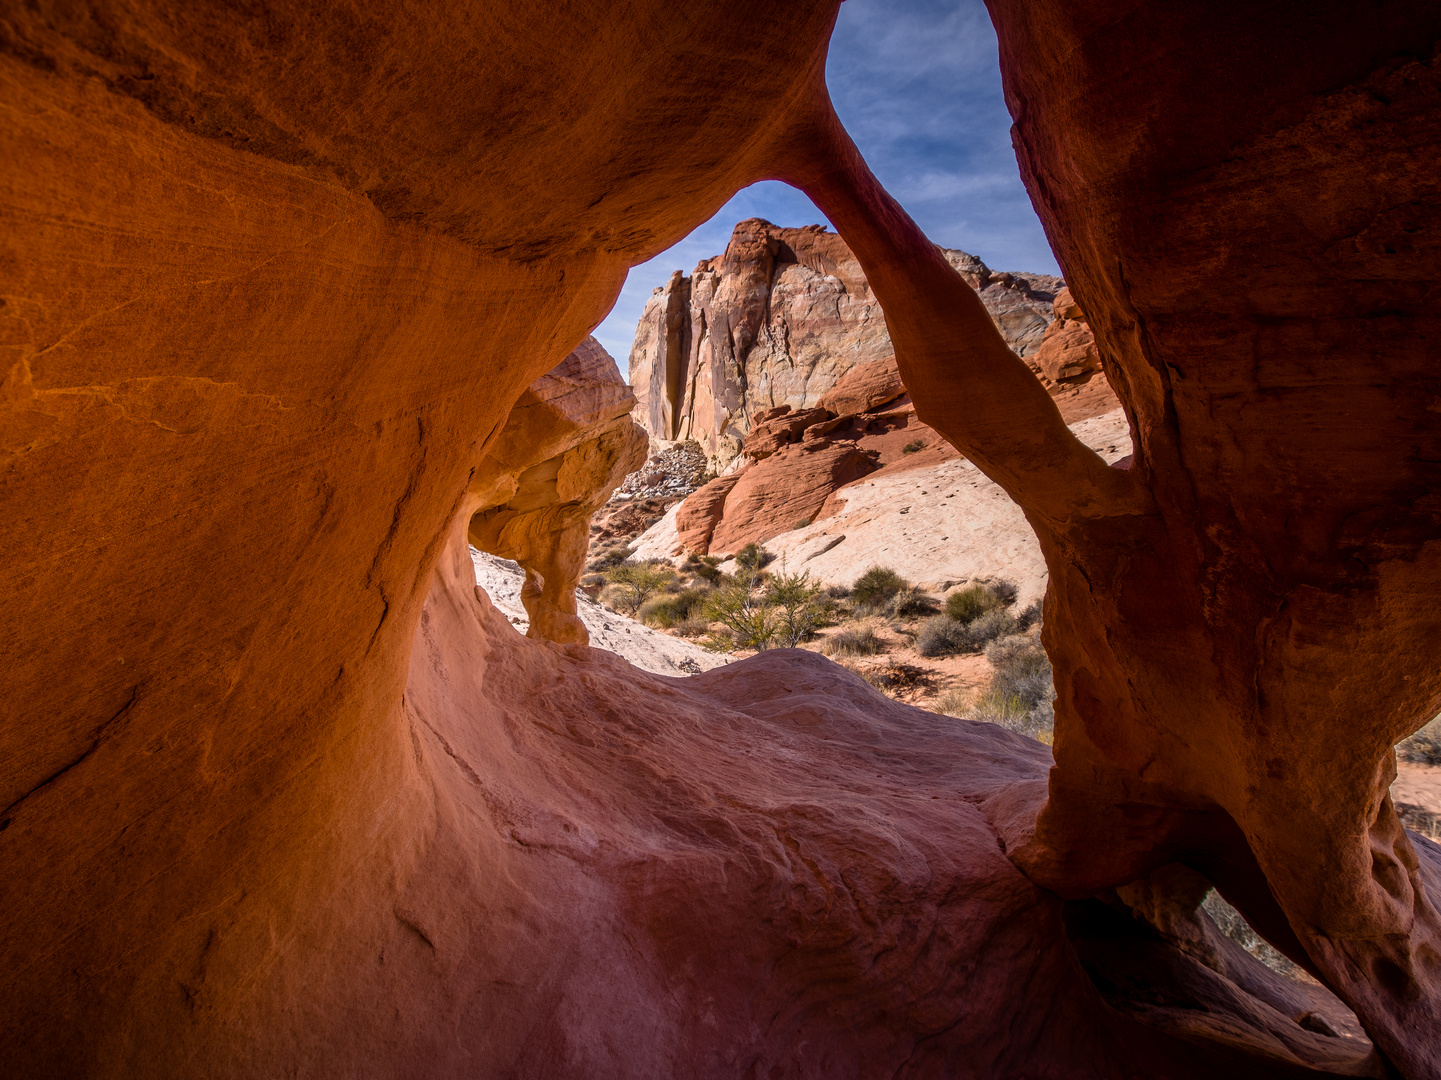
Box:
<box><xmin>1393</xmin><ymin>762</ymin><xmax>1441</xmax><ymax>815</ymax></box>
<box><xmin>470</xmin><ymin>550</ymin><xmax>729</xmax><ymax>677</ymax></box>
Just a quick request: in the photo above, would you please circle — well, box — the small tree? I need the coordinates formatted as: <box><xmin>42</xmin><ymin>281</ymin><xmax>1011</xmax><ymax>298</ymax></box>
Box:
<box><xmin>606</xmin><ymin>562</ymin><xmax>673</xmax><ymax>615</ymax></box>
<box><xmin>766</xmin><ymin>569</ymin><xmax>823</xmax><ymax>647</ymax></box>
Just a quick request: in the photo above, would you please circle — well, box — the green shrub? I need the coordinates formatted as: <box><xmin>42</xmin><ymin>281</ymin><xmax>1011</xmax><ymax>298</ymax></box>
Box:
<box><xmin>902</xmin><ymin>440</ymin><xmax>925</xmax><ymax>454</ymax></box>
<box><xmin>945</xmin><ymin>584</ymin><xmax>1003</xmax><ymax>624</ymax></box>
<box><xmin>640</xmin><ymin>587</ymin><xmax>710</xmax><ymax>628</ymax></box>
<box><xmin>822</xmin><ymin>624</ymin><xmax>886</xmax><ymax>657</ymax></box>
<box><xmin>735</xmin><ymin>542</ymin><xmax>775</xmax><ymax>572</ymax></box>
<box><xmin>606</xmin><ymin>562</ymin><xmax>675</xmax><ymax>614</ymax></box>
<box><xmin>851</xmin><ymin>566</ymin><xmax>908</xmax><ymax>611</ymax></box>
<box><xmin>702</xmin><ymin>579</ymin><xmax>775</xmax><ymax>652</ymax></box>
<box><xmin>765</xmin><ymin>570</ymin><xmax>824</xmax><ymax>648</ymax></box>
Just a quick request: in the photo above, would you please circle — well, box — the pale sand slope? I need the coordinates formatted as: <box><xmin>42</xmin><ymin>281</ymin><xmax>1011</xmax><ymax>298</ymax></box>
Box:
<box><xmin>470</xmin><ymin>549</ymin><xmax>729</xmax><ymax>676</ymax></box>
<box><xmin>632</xmin><ymin>409</ymin><xmax>1134</xmax><ymax>603</ymax></box>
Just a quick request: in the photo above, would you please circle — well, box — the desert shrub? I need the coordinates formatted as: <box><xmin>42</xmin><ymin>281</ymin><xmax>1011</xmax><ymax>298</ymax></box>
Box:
<box><xmin>967</xmin><ymin>609</ymin><xmax>1019</xmax><ymax>649</ymax></box>
<box><xmin>902</xmin><ymin>440</ymin><xmax>925</xmax><ymax>454</ymax></box>
<box><xmin>1398</xmin><ymin>803</ymin><xmax>1441</xmax><ymax>844</ymax></box>
<box><xmin>824</xmin><ymin>584</ymin><xmax>852</xmax><ymax>600</ymax></box>
<box><xmin>735</xmin><ymin>542</ymin><xmax>775</xmax><ymax>572</ymax></box>
<box><xmin>822</xmin><ymin>624</ymin><xmax>886</xmax><ymax>657</ymax></box>
<box><xmin>606</xmin><ymin>562</ymin><xmax>674</xmax><ymax>614</ymax></box>
<box><xmin>917</xmin><ymin>615</ymin><xmax>971</xmax><ymax>657</ymax></box>
<box><xmin>932</xmin><ymin>688</ymin><xmax>970</xmax><ymax>718</ymax></box>
<box><xmin>683</xmin><ymin>553</ymin><xmax>724</xmax><ymax>584</ymax></box>
<box><xmin>640</xmin><ymin>587</ymin><xmax>710</xmax><ymax>628</ymax></box>
<box><xmin>702</xmin><ymin>576</ymin><xmax>775</xmax><ymax>652</ymax></box>
<box><xmin>765</xmin><ymin>569</ymin><xmax>824</xmax><ymax>648</ymax></box>
<box><xmin>580</xmin><ymin>572</ymin><xmax>607</xmax><ymax>590</ymax></box>
<box><xmin>1015</xmin><ymin>598</ymin><xmax>1043</xmax><ymax>631</ymax></box>
<box><xmin>586</xmin><ymin>544</ymin><xmax>632</xmax><ymax>573</ymax></box>
<box><xmin>986</xmin><ymin>634</ymin><xmax>1055</xmax><ymax>739</ymax></box>
<box><xmin>888</xmin><ymin>584</ymin><xmax>939</xmax><ymax>619</ymax></box>
<box><xmin>793</xmin><ymin>515</ymin><xmax>814</xmax><ymax>530</ymax></box>
<box><xmin>1398</xmin><ymin>716</ymin><xmax>1441</xmax><ymax>766</ymax></box>
<box><xmin>945</xmin><ymin>584</ymin><xmax>1003</xmax><ymax>624</ymax></box>
<box><xmin>987</xmin><ymin>636</ymin><xmax>1052</xmax><ymax>707</ymax></box>
<box><xmin>676</xmin><ymin>614</ymin><xmax>712</xmax><ymax>639</ymax></box>
<box><xmin>986</xmin><ymin>578</ymin><xmax>1019</xmax><ymax>605</ymax></box>
<box><xmin>851</xmin><ymin>566</ymin><xmax>908</xmax><ymax>611</ymax></box>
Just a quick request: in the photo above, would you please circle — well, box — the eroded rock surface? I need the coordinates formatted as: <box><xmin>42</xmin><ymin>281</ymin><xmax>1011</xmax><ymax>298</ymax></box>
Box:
<box><xmin>628</xmin><ymin>218</ymin><xmax>1066</xmax><ymax>466</ymax></box>
<box><xmin>467</xmin><ymin>337</ymin><xmax>646</xmax><ymax>643</ymax></box>
<box><xmin>2</xmin><ymin>1</ymin><xmax>1439</xmax><ymax>1078</ymax></box>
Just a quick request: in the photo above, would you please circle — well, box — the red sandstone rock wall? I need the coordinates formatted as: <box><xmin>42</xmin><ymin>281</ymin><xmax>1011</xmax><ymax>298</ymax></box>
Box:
<box><xmin>2</xmin><ymin>1</ymin><xmax>1439</xmax><ymax>1078</ymax></box>
<box><xmin>627</xmin><ymin>218</ymin><xmax>1063</xmax><ymax>465</ymax></box>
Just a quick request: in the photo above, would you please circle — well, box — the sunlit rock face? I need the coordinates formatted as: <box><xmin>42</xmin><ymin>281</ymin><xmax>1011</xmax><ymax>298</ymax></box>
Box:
<box><xmin>2</xmin><ymin>1</ymin><xmax>1439</xmax><ymax>1078</ymax></box>
<box><xmin>626</xmin><ymin>218</ymin><xmax>1065</xmax><ymax>467</ymax></box>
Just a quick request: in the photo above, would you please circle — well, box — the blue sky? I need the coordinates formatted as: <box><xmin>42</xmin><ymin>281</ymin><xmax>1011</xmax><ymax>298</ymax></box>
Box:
<box><xmin>590</xmin><ymin>0</ymin><xmax>1060</xmax><ymax>365</ymax></box>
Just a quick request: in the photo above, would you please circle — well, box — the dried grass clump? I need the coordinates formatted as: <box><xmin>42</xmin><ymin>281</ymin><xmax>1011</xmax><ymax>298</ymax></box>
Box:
<box><xmin>822</xmin><ymin>624</ymin><xmax>887</xmax><ymax>657</ymax></box>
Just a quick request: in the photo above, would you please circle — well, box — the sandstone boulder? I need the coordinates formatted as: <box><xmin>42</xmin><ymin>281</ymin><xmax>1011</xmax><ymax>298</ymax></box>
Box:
<box><xmin>815</xmin><ymin>356</ymin><xmax>907</xmax><ymax>415</ymax></box>
<box><xmin>708</xmin><ymin>439</ymin><xmax>877</xmax><ymax>555</ymax></box>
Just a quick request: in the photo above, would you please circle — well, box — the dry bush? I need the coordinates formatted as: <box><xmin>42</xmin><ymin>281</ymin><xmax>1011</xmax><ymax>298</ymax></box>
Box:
<box><xmin>888</xmin><ymin>584</ymin><xmax>938</xmax><ymax>619</ymax></box>
<box><xmin>1398</xmin><ymin>716</ymin><xmax>1441</xmax><ymax>765</ymax></box>
<box><xmin>675</xmin><ymin>614</ymin><xmax>712</xmax><ymax>639</ymax></box>
<box><xmin>822</xmin><ymin>624</ymin><xmax>886</xmax><ymax>657</ymax></box>
<box><xmin>917</xmin><ymin>615</ymin><xmax>970</xmax><ymax>657</ymax></box>
<box><xmin>586</xmin><ymin>543</ymin><xmax>632</xmax><ymax>573</ymax></box>
<box><xmin>968</xmin><ymin>609</ymin><xmax>1020</xmax><ymax>649</ymax></box>
<box><xmin>1398</xmin><ymin>803</ymin><xmax>1441</xmax><ymax>844</ymax></box>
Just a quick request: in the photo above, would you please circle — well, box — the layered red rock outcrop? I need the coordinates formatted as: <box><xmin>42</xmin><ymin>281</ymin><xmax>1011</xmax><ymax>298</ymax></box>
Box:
<box><xmin>3</xmin><ymin>2</ymin><xmax>1439</xmax><ymax>1079</ymax></box>
<box><xmin>628</xmin><ymin>218</ymin><xmax>1064</xmax><ymax>465</ymax></box>
<box><xmin>466</xmin><ymin>337</ymin><xmax>646</xmax><ymax>643</ymax></box>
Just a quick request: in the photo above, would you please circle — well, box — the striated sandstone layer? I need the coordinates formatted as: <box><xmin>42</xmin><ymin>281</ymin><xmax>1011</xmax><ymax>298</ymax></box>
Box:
<box><xmin>2</xmin><ymin>1</ymin><xmax>1440</xmax><ymax>1078</ymax></box>
<box><xmin>627</xmin><ymin>218</ymin><xmax>1064</xmax><ymax>465</ymax></box>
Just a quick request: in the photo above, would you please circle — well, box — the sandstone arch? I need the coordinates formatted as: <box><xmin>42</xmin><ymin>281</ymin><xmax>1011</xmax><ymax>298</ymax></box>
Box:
<box><xmin>2</xmin><ymin>1</ymin><xmax>1439</xmax><ymax>1077</ymax></box>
